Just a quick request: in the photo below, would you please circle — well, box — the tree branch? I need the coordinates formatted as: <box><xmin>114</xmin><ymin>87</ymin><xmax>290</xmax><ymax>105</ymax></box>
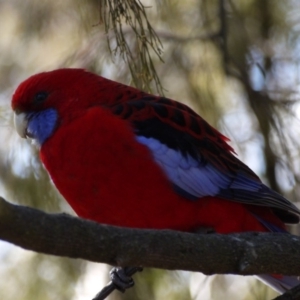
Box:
<box><xmin>1</xmin><ymin>196</ymin><xmax>300</xmax><ymax>278</ymax></box>
<box><xmin>274</xmin><ymin>284</ymin><xmax>300</xmax><ymax>300</ymax></box>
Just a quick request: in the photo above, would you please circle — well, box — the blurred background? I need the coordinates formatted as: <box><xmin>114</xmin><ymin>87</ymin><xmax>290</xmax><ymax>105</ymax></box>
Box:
<box><xmin>0</xmin><ymin>0</ymin><xmax>300</xmax><ymax>299</ymax></box>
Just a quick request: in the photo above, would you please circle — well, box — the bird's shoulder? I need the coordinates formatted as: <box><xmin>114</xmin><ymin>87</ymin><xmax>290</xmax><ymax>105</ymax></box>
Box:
<box><xmin>107</xmin><ymin>94</ymin><xmax>256</xmax><ymax>177</ymax></box>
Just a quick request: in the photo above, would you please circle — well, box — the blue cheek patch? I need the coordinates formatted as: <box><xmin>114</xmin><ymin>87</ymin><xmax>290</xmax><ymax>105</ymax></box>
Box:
<box><xmin>27</xmin><ymin>109</ymin><xmax>58</xmax><ymax>145</ymax></box>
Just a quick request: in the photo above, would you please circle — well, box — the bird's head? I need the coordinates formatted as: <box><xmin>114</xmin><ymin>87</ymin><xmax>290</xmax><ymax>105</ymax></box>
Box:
<box><xmin>12</xmin><ymin>68</ymin><xmax>107</xmax><ymax>145</ymax></box>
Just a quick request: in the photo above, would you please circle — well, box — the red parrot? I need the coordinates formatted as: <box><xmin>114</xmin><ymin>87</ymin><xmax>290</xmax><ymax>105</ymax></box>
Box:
<box><xmin>12</xmin><ymin>68</ymin><xmax>300</xmax><ymax>293</ymax></box>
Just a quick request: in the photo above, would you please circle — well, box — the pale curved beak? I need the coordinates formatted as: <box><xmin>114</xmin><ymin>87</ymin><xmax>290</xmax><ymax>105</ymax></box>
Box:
<box><xmin>14</xmin><ymin>112</ymin><xmax>28</xmax><ymax>138</ymax></box>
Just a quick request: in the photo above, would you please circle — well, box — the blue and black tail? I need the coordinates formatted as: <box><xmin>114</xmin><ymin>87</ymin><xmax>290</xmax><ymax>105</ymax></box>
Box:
<box><xmin>256</xmin><ymin>274</ymin><xmax>299</xmax><ymax>293</ymax></box>
<box><xmin>255</xmin><ymin>216</ymin><xmax>300</xmax><ymax>293</ymax></box>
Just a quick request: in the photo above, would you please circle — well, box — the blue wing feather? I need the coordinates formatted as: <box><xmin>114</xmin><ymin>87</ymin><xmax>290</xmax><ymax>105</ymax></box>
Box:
<box><xmin>136</xmin><ymin>135</ymin><xmax>300</xmax><ymax>221</ymax></box>
<box><xmin>111</xmin><ymin>96</ymin><xmax>299</xmax><ymax>223</ymax></box>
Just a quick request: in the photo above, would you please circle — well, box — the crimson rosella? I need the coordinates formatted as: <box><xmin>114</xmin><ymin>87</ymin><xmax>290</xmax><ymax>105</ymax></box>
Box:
<box><xmin>12</xmin><ymin>68</ymin><xmax>300</xmax><ymax>293</ymax></box>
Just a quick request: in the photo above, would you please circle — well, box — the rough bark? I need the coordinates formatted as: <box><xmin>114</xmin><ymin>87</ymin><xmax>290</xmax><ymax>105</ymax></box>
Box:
<box><xmin>0</xmin><ymin>196</ymin><xmax>300</xmax><ymax>277</ymax></box>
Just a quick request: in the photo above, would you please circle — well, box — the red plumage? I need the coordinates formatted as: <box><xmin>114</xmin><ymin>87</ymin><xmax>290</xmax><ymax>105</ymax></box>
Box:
<box><xmin>40</xmin><ymin>106</ymin><xmax>273</xmax><ymax>232</ymax></box>
<box><xmin>12</xmin><ymin>68</ymin><xmax>300</xmax><ymax>292</ymax></box>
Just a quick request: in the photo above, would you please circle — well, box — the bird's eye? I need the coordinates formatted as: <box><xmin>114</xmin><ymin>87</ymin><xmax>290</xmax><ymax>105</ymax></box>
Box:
<box><xmin>34</xmin><ymin>91</ymin><xmax>48</xmax><ymax>104</ymax></box>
